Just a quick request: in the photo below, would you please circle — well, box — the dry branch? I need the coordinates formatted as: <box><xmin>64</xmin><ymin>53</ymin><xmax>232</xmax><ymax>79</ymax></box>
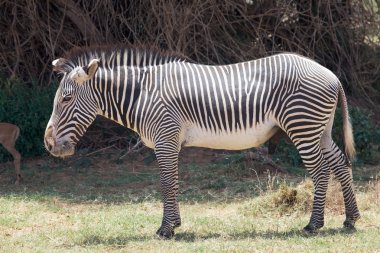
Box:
<box><xmin>52</xmin><ymin>0</ymin><xmax>107</xmax><ymax>44</ymax></box>
<box><xmin>0</xmin><ymin>0</ymin><xmax>379</xmax><ymax>152</ymax></box>
<box><xmin>0</xmin><ymin>1</ymin><xmax>379</xmax><ymax>97</ymax></box>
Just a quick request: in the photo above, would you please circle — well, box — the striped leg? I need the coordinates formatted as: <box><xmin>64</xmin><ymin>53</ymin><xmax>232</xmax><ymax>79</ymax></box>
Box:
<box><xmin>155</xmin><ymin>141</ymin><xmax>181</xmax><ymax>239</ymax></box>
<box><xmin>293</xmin><ymin>137</ymin><xmax>330</xmax><ymax>232</ymax></box>
<box><xmin>321</xmin><ymin>138</ymin><xmax>360</xmax><ymax>229</ymax></box>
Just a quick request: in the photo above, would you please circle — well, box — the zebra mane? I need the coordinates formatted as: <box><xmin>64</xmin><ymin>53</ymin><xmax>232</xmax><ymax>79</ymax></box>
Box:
<box><xmin>53</xmin><ymin>45</ymin><xmax>191</xmax><ymax>73</ymax></box>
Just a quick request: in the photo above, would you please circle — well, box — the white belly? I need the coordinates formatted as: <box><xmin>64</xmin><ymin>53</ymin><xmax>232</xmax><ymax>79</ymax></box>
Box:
<box><xmin>182</xmin><ymin>120</ymin><xmax>277</xmax><ymax>150</ymax></box>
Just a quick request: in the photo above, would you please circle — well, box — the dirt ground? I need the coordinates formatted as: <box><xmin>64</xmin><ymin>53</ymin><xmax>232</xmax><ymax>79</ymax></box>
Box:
<box><xmin>0</xmin><ymin>146</ymin><xmax>378</xmax><ymax>197</ymax></box>
<box><xmin>0</xmin><ymin>147</ymin><xmax>285</xmax><ymax>192</ymax></box>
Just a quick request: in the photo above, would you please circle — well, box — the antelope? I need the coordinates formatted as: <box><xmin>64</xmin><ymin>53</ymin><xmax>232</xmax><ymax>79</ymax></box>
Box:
<box><xmin>0</xmin><ymin>123</ymin><xmax>21</xmax><ymax>184</ymax></box>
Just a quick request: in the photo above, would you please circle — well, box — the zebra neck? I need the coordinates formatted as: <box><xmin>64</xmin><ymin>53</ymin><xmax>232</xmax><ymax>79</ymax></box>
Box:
<box><xmin>94</xmin><ymin>66</ymin><xmax>144</xmax><ymax>130</ymax></box>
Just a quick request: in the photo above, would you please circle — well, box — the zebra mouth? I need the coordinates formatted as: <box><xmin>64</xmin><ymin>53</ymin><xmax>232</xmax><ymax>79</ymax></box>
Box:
<box><xmin>47</xmin><ymin>140</ymin><xmax>75</xmax><ymax>158</ymax></box>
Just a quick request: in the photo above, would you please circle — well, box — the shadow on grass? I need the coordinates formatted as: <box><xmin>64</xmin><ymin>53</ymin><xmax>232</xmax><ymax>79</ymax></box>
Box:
<box><xmin>0</xmin><ymin>155</ymin><xmax>162</xmax><ymax>204</ymax></box>
<box><xmin>78</xmin><ymin>227</ymin><xmax>357</xmax><ymax>246</ymax></box>
<box><xmin>80</xmin><ymin>235</ymin><xmax>152</xmax><ymax>245</ymax></box>
<box><xmin>0</xmin><ymin>155</ymin><xmax>272</xmax><ymax>204</ymax></box>
<box><xmin>174</xmin><ymin>227</ymin><xmax>357</xmax><ymax>242</ymax></box>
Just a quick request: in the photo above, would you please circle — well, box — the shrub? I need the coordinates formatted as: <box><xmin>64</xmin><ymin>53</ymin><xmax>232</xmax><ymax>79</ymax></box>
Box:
<box><xmin>1</xmin><ymin>1</ymin><xmax>379</xmax><ymax>103</ymax></box>
<box><xmin>0</xmin><ymin>77</ymin><xmax>57</xmax><ymax>161</ymax></box>
<box><xmin>0</xmin><ymin>76</ymin><xmax>136</xmax><ymax>162</ymax></box>
<box><xmin>333</xmin><ymin>107</ymin><xmax>379</xmax><ymax>163</ymax></box>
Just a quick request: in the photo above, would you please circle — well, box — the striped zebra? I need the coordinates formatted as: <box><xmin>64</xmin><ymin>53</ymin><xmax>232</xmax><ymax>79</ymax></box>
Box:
<box><xmin>44</xmin><ymin>46</ymin><xmax>360</xmax><ymax>239</ymax></box>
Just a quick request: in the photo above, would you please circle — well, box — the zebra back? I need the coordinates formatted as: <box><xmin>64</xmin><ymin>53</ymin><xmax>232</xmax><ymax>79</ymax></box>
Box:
<box><xmin>53</xmin><ymin>45</ymin><xmax>190</xmax><ymax>74</ymax></box>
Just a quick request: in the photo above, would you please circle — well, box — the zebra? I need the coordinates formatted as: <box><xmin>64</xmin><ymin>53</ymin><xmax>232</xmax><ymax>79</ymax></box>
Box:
<box><xmin>44</xmin><ymin>45</ymin><xmax>360</xmax><ymax>239</ymax></box>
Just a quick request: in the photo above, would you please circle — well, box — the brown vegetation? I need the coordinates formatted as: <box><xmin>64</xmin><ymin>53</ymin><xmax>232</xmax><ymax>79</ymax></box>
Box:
<box><xmin>0</xmin><ymin>0</ymin><xmax>379</xmax><ymax>102</ymax></box>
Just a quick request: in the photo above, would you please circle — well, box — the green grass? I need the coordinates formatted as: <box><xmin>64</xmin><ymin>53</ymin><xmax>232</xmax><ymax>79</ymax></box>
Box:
<box><xmin>0</xmin><ymin>189</ymin><xmax>379</xmax><ymax>252</ymax></box>
<box><xmin>0</xmin><ymin>149</ymin><xmax>379</xmax><ymax>252</ymax></box>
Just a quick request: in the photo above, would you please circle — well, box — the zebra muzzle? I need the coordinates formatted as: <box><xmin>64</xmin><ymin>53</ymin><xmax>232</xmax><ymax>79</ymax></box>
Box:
<box><xmin>47</xmin><ymin>139</ymin><xmax>75</xmax><ymax>157</ymax></box>
<box><xmin>44</xmin><ymin>126</ymin><xmax>75</xmax><ymax>157</ymax></box>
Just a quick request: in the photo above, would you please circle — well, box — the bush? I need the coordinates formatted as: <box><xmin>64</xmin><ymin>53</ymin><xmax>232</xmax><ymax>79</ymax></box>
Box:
<box><xmin>333</xmin><ymin>107</ymin><xmax>380</xmax><ymax>163</ymax></box>
<box><xmin>0</xmin><ymin>1</ymin><xmax>379</xmax><ymax>103</ymax></box>
<box><xmin>0</xmin><ymin>77</ymin><xmax>57</xmax><ymax>161</ymax></box>
<box><xmin>0</xmin><ymin>76</ymin><xmax>137</xmax><ymax>162</ymax></box>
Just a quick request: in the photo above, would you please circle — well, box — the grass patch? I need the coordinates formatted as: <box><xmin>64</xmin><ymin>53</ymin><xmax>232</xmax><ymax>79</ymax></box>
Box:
<box><xmin>0</xmin><ymin>184</ymin><xmax>379</xmax><ymax>252</ymax></box>
<box><xmin>0</xmin><ymin>150</ymin><xmax>379</xmax><ymax>252</ymax></box>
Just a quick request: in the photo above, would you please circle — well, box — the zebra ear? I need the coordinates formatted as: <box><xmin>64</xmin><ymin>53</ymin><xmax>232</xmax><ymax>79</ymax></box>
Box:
<box><xmin>52</xmin><ymin>58</ymin><xmax>66</xmax><ymax>72</ymax></box>
<box><xmin>70</xmin><ymin>59</ymin><xmax>100</xmax><ymax>84</ymax></box>
<box><xmin>82</xmin><ymin>59</ymin><xmax>100</xmax><ymax>79</ymax></box>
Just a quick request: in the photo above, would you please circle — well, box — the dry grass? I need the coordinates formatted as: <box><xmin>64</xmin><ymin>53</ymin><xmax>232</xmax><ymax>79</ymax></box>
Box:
<box><xmin>0</xmin><ymin>151</ymin><xmax>379</xmax><ymax>252</ymax></box>
<box><xmin>0</xmin><ymin>178</ymin><xmax>379</xmax><ymax>252</ymax></box>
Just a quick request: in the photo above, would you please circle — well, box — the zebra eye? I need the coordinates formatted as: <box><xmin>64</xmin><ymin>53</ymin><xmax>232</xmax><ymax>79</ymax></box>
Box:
<box><xmin>62</xmin><ymin>95</ymin><xmax>72</xmax><ymax>103</ymax></box>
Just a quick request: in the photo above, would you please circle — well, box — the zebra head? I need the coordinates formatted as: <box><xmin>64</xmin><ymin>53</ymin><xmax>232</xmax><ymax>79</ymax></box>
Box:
<box><xmin>44</xmin><ymin>58</ymin><xmax>100</xmax><ymax>157</ymax></box>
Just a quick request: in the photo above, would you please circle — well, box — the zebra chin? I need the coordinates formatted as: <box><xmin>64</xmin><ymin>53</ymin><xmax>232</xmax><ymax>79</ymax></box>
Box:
<box><xmin>47</xmin><ymin>142</ymin><xmax>75</xmax><ymax>158</ymax></box>
<box><xmin>48</xmin><ymin>146</ymin><xmax>75</xmax><ymax>158</ymax></box>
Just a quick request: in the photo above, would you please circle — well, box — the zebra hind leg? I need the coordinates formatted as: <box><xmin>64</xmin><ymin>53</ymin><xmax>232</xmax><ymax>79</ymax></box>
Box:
<box><xmin>321</xmin><ymin>138</ymin><xmax>360</xmax><ymax>230</ymax></box>
<box><xmin>293</xmin><ymin>138</ymin><xmax>330</xmax><ymax>233</ymax></box>
<box><xmin>155</xmin><ymin>143</ymin><xmax>181</xmax><ymax>239</ymax></box>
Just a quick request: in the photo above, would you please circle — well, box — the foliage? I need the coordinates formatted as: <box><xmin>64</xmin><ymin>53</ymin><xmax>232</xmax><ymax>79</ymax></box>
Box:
<box><xmin>0</xmin><ymin>0</ymin><xmax>379</xmax><ymax>102</ymax></box>
<box><xmin>0</xmin><ymin>76</ymin><xmax>139</xmax><ymax>162</ymax></box>
<box><xmin>0</xmin><ymin>0</ymin><xmax>379</xmax><ymax>164</ymax></box>
<box><xmin>0</xmin><ymin>78</ymin><xmax>56</xmax><ymax>160</ymax></box>
<box><xmin>271</xmin><ymin>140</ymin><xmax>303</xmax><ymax>169</ymax></box>
<box><xmin>76</xmin><ymin>117</ymin><xmax>137</xmax><ymax>153</ymax></box>
<box><xmin>333</xmin><ymin>106</ymin><xmax>380</xmax><ymax>163</ymax></box>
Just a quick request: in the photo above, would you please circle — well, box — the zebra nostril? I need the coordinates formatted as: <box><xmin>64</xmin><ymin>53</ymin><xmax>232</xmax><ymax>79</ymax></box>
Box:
<box><xmin>44</xmin><ymin>135</ymin><xmax>55</xmax><ymax>152</ymax></box>
<box><xmin>44</xmin><ymin>124</ymin><xmax>56</xmax><ymax>152</ymax></box>
<box><xmin>45</xmin><ymin>139</ymin><xmax>52</xmax><ymax>151</ymax></box>
<box><xmin>62</xmin><ymin>140</ymin><xmax>70</xmax><ymax>148</ymax></box>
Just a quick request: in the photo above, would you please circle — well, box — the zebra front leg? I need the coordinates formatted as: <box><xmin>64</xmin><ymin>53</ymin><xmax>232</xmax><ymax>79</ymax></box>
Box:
<box><xmin>155</xmin><ymin>143</ymin><xmax>181</xmax><ymax>239</ymax></box>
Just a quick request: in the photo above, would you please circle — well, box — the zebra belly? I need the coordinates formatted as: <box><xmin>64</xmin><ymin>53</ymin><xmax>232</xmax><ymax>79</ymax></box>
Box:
<box><xmin>182</xmin><ymin>120</ymin><xmax>277</xmax><ymax>150</ymax></box>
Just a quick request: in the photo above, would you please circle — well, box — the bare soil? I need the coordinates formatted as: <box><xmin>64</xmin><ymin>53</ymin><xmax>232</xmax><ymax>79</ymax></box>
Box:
<box><xmin>0</xmin><ymin>147</ymin><xmax>283</xmax><ymax>193</ymax></box>
<box><xmin>0</xmin><ymin>147</ymin><xmax>378</xmax><ymax>199</ymax></box>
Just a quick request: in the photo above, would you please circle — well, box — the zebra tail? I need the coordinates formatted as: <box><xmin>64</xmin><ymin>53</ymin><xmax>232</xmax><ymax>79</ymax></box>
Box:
<box><xmin>338</xmin><ymin>83</ymin><xmax>356</xmax><ymax>161</ymax></box>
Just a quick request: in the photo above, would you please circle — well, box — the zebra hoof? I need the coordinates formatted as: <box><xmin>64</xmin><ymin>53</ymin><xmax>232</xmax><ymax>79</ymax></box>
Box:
<box><xmin>343</xmin><ymin>220</ymin><xmax>356</xmax><ymax>231</ymax></box>
<box><xmin>156</xmin><ymin>226</ymin><xmax>174</xmax><ymax>239</ymax></box>
<box><xmin>303</xmin><ymin>223</ymin><xmax>320</xmax><ymax>234</ymax></box>
<box><xmin>343</xmin><ymin>213</ymin><xmax>360</xmax><ymax>231</ymax></box>
<box><xmin>173</xmin><ymin>220</ymin><xmax>181</xmax><ymax>228</ymax></box>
